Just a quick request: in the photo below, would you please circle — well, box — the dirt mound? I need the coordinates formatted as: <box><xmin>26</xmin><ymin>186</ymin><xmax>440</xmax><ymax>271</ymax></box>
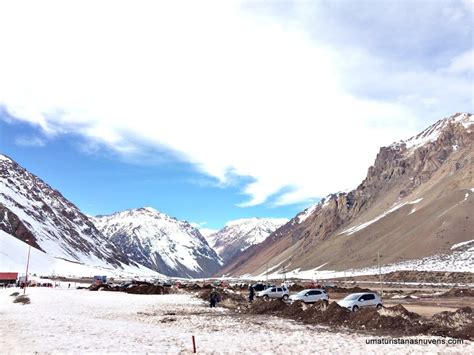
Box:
<box><xmin>440</xmin><ymin>288</ymin><xmax>474</xmax><ymax>298</ymax></box>
<box><xmin>430</xmin><ymin>307</ymin><xmax>473</xmax><ymax>340</ymax></box>
<box><xmin>198</xmin><ymin>289</ymin><xmax>213</xmax><ymax>301</ymax></box>
<box><xmin>432</xmin><ymin>307</ymin><xmax>473</xmax><ymax>329</ymax></box>
<box><xmin>312</xmin><ymin>301</ymin><xmax>351</xmax><ymax>325</ymax></box>
<box><xmin>247</xmin><ymin>299</ymin><xmax>288</xmax><ymax>315</ymax></box>
<box><xmin>379</xmin><ymin>304</ymin><xmax>421</xmax><ymax>320</ymax></box>
<box><xmin>197</xmin><ymin>288</ymin><xmax>247</xmax><ymax>307</ymax></box>
<box><xmin>349</xmin><ymin>308</ymin><xmax>418</xmax><ymax>334</ymax></box>
<box><xmin>279</xmin><ymin>300</ymin><xmax>307</xmax><ymax>318</ymax></box>
<box><xmin>289</xmin><ymin>284</ymin><xmax>305</xmax><ymax>292</ymax></box>
<box><xmin>125</xmin><ymin>284</ymin><xmax>168</xmax><ymax>295</ymax></box>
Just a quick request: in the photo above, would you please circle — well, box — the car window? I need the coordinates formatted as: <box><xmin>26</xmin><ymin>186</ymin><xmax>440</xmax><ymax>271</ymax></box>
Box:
<box><xmin>314</xmin><ymin>290</ymin><xmax>321</xmax><ymax>295</ymax></box>
<box><xmin>271</xmin><ymin>288</ymin><xmax>276</xmax><ymax>292</ymax></box>
<box><xmin>365</xmin><ymin>294</ymin><xmax>375</xmax><ymax>300</ymax></box>
<box><xmin>358</xmin><ymin>296</ymin><xmax>365</xmax><ymax>301</ymax></box>
<box><xmin>344</xmin><ymin>294</ymin><xmax>360</xmax><ymax>301</ymax></box>
<box><xmin>277</xmin><ymin>288</ymin><xmax>282</xmax><ymax>292</ymax></box>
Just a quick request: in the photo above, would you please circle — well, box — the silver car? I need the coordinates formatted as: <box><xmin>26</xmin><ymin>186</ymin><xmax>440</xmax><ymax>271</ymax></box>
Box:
<box><xmin>289</xmin><ymin>289</ymin><xmax>329</xmax><ymax>304</ymax></box>
<box><xmin>337</xmin><ymin>292</ymin><xmax>383</xmax><ymax>312</ymax></box>
<box><xmin>256</xmin><ymin>286</ymin><xmax>289</xmax><ymax>300</ymax></box>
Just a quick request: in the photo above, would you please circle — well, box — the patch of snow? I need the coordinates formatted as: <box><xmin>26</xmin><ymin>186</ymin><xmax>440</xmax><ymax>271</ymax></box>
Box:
<box><xmin>451</xmin><ymin>240</ymin><xmax>474</xmax><ymax>250</ymax></box>
<box><xmin>296</xmin><ymin>203</ymin><xmax>319</xmax><ymax>224</ymax></box>
<box><xmin>341</xmin><ymin>198</ymin><xmax>423</xmax><ymax>236</ymax></box>
<box><xmin>0</xmin><ymin>154</ymin><xmax>12</xmax><ymax>162</ymax></box>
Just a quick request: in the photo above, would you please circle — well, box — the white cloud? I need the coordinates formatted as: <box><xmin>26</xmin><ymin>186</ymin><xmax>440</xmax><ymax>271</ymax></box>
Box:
<box><xmin>0</xmin><ymin>1</ymin><xmax>470</xmax><ymax>207</ymax></box>
<box><xmin>445</xmin><ymin>49</ymin><xmax>474</xmax><ymax>74</ymax></box>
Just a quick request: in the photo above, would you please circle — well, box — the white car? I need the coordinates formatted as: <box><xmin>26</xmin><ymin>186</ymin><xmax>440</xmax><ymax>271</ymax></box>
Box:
<box><xmin>288</xmin><ymin>288</ymin><xmax>329</xmax><ymax>304</ymax></box>
<box><xmin>337</xmin><ymin>292</ymin><xmax>383</xmax><ymax>312</ymax></box>
<box><xmin>257</xmin><ymin>286</ymin><xmax>289</xmax><ymax>300</ymax></box>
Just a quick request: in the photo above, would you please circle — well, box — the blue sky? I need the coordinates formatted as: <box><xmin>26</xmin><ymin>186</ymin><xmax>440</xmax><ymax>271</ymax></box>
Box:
<box><xmin>0</xmin><ymin>0</ymin><xmax>472</xmax><ymax>230</ymax></box>
<box><xmin>0</xmin><ymin>115</ymin><xmax>304</xmax><ymax>229</ymax></box>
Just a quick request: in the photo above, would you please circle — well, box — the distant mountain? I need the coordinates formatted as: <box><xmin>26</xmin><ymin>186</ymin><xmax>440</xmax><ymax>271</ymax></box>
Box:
<box><xmin>207</xmin><ymin>218</ymin><xmax>288</xmax><ymax>265</ymax></box>
<box><xmin>220</xmin><ymin>113</ymin><xmax>474</xmax><ymax>276</ymax></box>
<box><xmin>91</xmin><ymin>208</ymin><xmax>222</xmax><ymax>278</ymax></box>
<box><xmin>0</xmin><ymin>154</ymin><xmax>136</xmax><ymax>271</ymax></box>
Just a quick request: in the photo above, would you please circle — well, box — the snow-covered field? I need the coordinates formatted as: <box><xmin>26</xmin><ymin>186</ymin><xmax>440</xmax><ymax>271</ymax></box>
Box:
<box><xmin>1</xmin><ymin>288</ymin><xmax>471</xmax><ymax>354</ymax></box>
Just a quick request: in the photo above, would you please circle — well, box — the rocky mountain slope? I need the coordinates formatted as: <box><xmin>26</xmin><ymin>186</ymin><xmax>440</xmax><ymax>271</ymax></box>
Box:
<box><xmin>0</xmin><ymin>154</ymin><xmax>136</xmax><ymax>270</ymax></box>
<box><xmin>92</xmin><ymin>208</ymin><xmax>222</xmax><ymax>278</ymax></box>
<box><xmin>220</xmin><ymin>113</ymin><xmax>474</xmax><ymax>277</ymax></box>
<box><xmin>206</xmin><ymin>218</ymin><xmax>288</xmax><ymax>265</ymax></box>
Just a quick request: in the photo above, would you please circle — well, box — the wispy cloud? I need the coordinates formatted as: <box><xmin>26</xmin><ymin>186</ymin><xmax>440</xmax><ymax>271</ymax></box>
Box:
<box><xmin>0</xmin><ymin>1</ymin><xmax>471</xmax><ymax>207</ymax></box>
<box><xmin>14</xmin><ymin>135</ymin><xmax>46</xmax><ymax>147</ymax></box>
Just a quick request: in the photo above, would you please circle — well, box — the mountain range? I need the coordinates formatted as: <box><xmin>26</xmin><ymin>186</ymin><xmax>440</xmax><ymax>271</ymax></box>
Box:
<box><xmin>205</xmin><ymin>217</ymin><xmax>288</xmax><ymax>265</ymax></box>
<box><xmin>91</xmin><ymin>208</ymin><xmax>222</xmax><ymax>278</ymax></box>
<box><xmin>0</xmin><ymin>112</ymin><xmax>472</xmax><ymax>278</ymax></box>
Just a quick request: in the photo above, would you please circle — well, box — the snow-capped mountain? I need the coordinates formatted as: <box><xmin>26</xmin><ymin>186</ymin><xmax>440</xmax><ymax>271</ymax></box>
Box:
<box><xmin>0</xmin><ymin>154</ymin><xmax>137</xmax><ymax>271</ymax></box>
<box><xmin>221</xmin><ymin>113</ymin><xmax>474</xmax><ymax>276</ymax></box>
<box><xmin>91</xmin><ymin>208</ymin><xmax>222</xmax><ymax>278</ymax></box>
<box><xmin>208</xmin><ymin>218</ymin><xmax>288</xmax><ymax>264</ymax></box>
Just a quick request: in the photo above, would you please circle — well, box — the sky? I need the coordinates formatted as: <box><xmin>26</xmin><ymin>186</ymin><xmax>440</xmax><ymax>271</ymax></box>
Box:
<box><xmin>0</xmin><ymin>0</ymin><xmax>472</xmax><ymax>230</ymax></box>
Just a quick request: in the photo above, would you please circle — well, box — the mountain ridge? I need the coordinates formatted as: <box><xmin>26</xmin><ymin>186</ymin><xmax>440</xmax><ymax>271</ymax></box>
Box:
<box><xmin>91</xmin><ymin>207</ymin><xmax>222</xmax><ymax>278</ymax></box>
<box><xmin>206</xmin><ymin>217</ymin><xmax>288</xmax><ymax>265</ymax></box>
<box><xmin>220</xmin><ymin>112</ymin><xmax>474</xmax><ymax>277</ymax></box>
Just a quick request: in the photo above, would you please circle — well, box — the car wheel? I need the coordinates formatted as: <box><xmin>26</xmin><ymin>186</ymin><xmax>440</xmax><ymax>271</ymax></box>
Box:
<box><xmin>352</xmin><ymin>305</ymin><xmax>359</xmax><ymax>312</ymax></box>
<box><xmin>282</xmin><ymin>294</ymin><xmax>289</xmax><ymax>301</ymax></box>
<box><xmin>263</xmin><ymin>295</ymin><xmax>269</xmax><ymax>301</ymax></box>
<box><xmin>376</xmin><ymin>304</ymin><xmax>383</xmax><ymax>310</ymax></box>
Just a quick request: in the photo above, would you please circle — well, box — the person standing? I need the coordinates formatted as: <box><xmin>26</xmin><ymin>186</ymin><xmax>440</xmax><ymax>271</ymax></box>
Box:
<box><xmin>210</xmin><ymin>289</ymin><xmax>218</xmax><ymax>308</ymax></box>
<box><xmin>248</xmin><ymin>286</ymin><xmax>255</xmax><ymax>303</ymax></box>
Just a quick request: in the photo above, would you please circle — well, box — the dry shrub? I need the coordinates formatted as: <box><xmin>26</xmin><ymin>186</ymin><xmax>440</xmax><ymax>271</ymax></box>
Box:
<box><xmin>13</xmin><ymin>295</ymin><xmax>30</xmax><ymax>305</ymax></box>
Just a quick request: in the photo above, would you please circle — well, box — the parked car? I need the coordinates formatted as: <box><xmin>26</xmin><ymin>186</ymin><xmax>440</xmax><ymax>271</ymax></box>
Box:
<box><xmin>337</xmin><ymin>292</ymin><xmax>383</xmax><ymax>312</ymax></box>
<box><xmin>289</xmin><ymin>289</ymin><xmax>329</xmax><ymax>304</ymax></box>
<box><xmin>257</xmin><ymin>286</ymin><xmax>289</xmax><ymax>300</ymax></box>
<box><xmin>251</xmin><ymin>283</ymin><xmax>275</xmax><ymax>292</ymax></box>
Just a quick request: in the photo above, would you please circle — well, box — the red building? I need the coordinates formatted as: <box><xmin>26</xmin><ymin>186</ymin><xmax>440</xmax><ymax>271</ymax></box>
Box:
<box><xmin>0</xmin><ymin>272</ymin><xmax>19</xmax><ymax>285</ymax></box>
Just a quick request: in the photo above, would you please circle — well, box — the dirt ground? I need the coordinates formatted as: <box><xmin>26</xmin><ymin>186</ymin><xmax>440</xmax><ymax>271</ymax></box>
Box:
<box><xmin>194</xmin><ymin>284</ymin><xmax>474</xmax><ymax>340</ymax></box>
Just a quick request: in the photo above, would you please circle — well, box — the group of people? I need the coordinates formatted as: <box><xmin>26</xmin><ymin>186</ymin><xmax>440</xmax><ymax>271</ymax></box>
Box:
<box><xmin>208</xmin><ymin>285</ymin><xmax>256</xmax><ymax>308</ymax></box>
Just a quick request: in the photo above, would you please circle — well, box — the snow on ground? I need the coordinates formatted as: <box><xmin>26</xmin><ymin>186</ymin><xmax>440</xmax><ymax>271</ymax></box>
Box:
<box><xmin>1</xmin><ymin>288</ymin><xmax>471</xmax><ymax>354</ymax></box>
